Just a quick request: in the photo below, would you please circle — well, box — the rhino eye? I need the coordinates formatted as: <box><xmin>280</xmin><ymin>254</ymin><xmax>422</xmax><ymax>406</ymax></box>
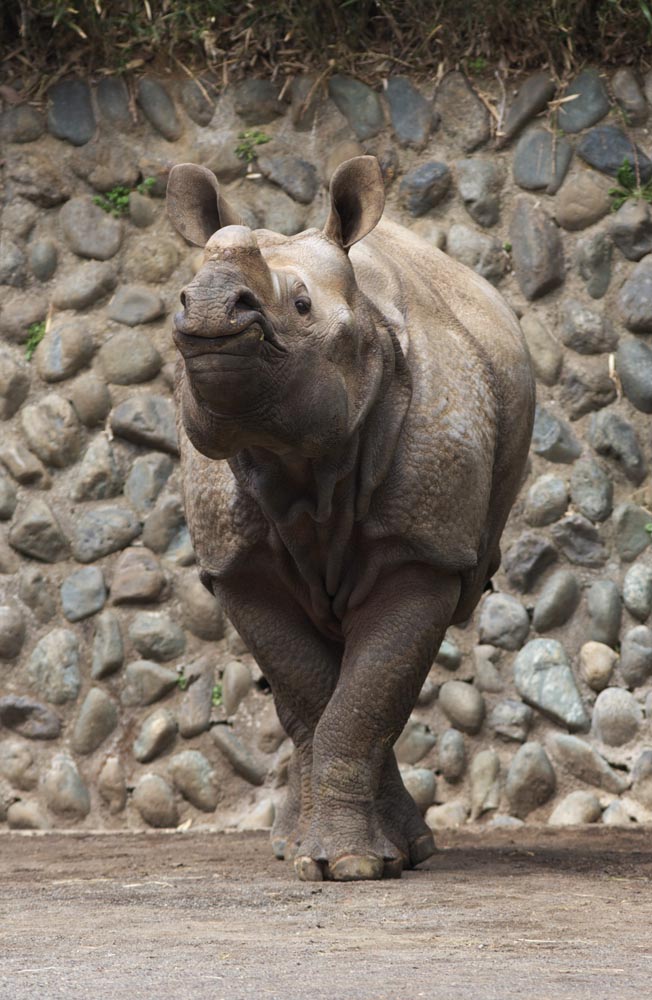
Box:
<box><xmin>294</xmin><ymin>297</ymin><xmax>311</xmax><ymax>316</ymax></box>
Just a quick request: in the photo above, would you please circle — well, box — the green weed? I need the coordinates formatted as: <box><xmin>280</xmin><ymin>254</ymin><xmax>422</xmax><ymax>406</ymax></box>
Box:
<box><xmin>177</xmin><ymin>669</ymin><xmax>189</xmax><ymax>691</ymax></box>
<box><xmin>25</xmin><ymin>320</ymin><xmax>46</xmax><ymax>361</ymax></box>
<box><xmin>211</xmin><ymin>683</ymin><xmax>223</xmax><ymax>707</ymax></box>
<box><xmin>608</xmin><ymin>159</ymin><xmax>652</xmax><ymax>211</ymax></box>
<box><xmin>235</xmin><ymin>129</ymin><xmax>271</xmax><ymax>163</ymax></box>
<box><xmin>466</xmin><ymin>56</ymin><xmax>488</xmax><ymax>73</ymax></box>
<box><xmin>93</xmin><ymin>177</ymin><xmax>156</xmax><ymax>217</ymax></box>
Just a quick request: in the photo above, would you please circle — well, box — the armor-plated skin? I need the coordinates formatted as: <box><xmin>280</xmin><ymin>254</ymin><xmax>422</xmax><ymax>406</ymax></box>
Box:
<box><xmin>167</xmin><ymin>157</ymin><xmax>535</xmax><ymax>881</ymax></box>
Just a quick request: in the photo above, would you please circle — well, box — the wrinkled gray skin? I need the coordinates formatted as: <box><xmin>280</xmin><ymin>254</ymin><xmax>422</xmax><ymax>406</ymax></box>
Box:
<box><xmin>166</xmin><ymin>156</ymin><xmax>535</xmax><ymax>881</ymax></box>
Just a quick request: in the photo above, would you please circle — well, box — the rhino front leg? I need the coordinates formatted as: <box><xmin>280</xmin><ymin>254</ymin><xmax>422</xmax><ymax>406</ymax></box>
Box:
<box><xmin>296</xmin><ymin>565</ymin><xmax>461</xmax><ymax>882</ymax></box>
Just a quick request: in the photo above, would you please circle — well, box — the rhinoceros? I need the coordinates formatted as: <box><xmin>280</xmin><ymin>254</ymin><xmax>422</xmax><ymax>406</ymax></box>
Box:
<box><xmin>166</xmin><ymin>155</ymin><xmax>534</xmax><ymax>881</ymax></box>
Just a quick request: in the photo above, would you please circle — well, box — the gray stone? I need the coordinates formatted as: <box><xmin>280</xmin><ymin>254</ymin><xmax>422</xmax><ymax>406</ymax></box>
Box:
<box><xmin>133</xmin><ymin>773</ymin><xmax>178</xmax><ymax>828</ymax></box>
<box><xmin>579</xmin><ymin>641</ymin><xmax>618</xmax><ymax>692</ymax></box>
<box><xmin>438</xmin><ymin>681</ymin><xmax>485</xmax><ymax>735</ymax></box>
<box><xmin>128</xmin><ymin>612</ymin><xmax>185</xmax><ymax>662</ymax></box>
<box><xmin>446</xmin><ymin>225</ymin><xmax>507</xmax><ymax>284</ymax></box>
<box><xmin>289</xmin><ymin>74</ymin><xmax>322</xmax><ymax>132</ymax></box>
<box><xmin>503</xmin><ymin>532</ymin><xmax>557</xmax><ymax>592</ymax></box>
<box><xmin>557</xmin><ymin>69</ymin><xmax>610</xmax><ymax>133</ymax></box>
<box><xmin>550</xmin><ymin>513</ymin><xmax>608</xmax><ymax>567</ymax></box>
<box><xmin>437</xmin><ymin>728</ymin><xmax>466</xmax><ymax>782</ymax></box>
<box><xmin>179</xmin><ymin>78</ymin><xmax>215</xmax><ymax>126</ymax></box>
<box><xmin>232</xmin><ymin>79</ymin><xmax>285</xmax><ymax>124</ymax></box>
<box><xmin>402</xmin><ymin>768</ymin><xmax>437</xmax><ymax>813</ymax></box>
<box><xmin>178</xmin><ymin>655</ymin><xmax>214</xmax><ymax>739</ymax></box>
<box><xmin>613</xmin><ymin>502</ymin><xmax>652</xmax><ymax>562</ymax></box>
<box><xmin>18</xmin><ymin>566</ymin><xmax>56</xmax><ymax>623</ymax></box>
<box><xmin>434</xmin><ymin>71</ymin><xmax>490</xmax><ymax>152</ymax></box>
<box><xmin>560</xmin><ymin>298</ymin><xmax>617</xmax><ymax>355</ymax></box>
<box><xmin>71</xmin><ymin>688</ymin><xmax>118</xmax><ymax>754</ymax></box>
<box><xmin>525</xmin><ymin>475</ymin><xmax>568</xmax><ymax>527</ymax></box>
<box><xmin>410</xmin><ymin>220</ymin><xmax>447</xmax><ymax>250</ymax></box>
<box><xmin>98</xmin><ymin>330</ymin><xmax>162</xmax><ymax>385</ymax></box>
<box><xmin>257</xmin><ymin>154</ymin><xmax>318</xmax><ymax>205</ymax></box>
<box><xmin>632</xmin><ymin>749</ymin><xmax>652</xmax><ymax>809</ymax></box>
<box><xmin>554</xmin><ymin>173</ymin><xmax>611</xmax><ymax>231</ymax></box>
<box><xmin>256</xmin><ymin>699</ymin><xmax>286</xmax><ymax>754</ymax></box>
<box><xmin>169</xmin><ymin>750</ymin><xmax>219</xmax><ymax>811</ymax></box>
<box><xmin>21</xmin><ymin>393</ymin><xmax>81</xmax><ymax>468</ymax></box>
<box><xmin>122</xmin><ymin>237</ymin><xmax>179</xmax><ymax>284</ymax></box>
<box><xmin>121</xmin><ymin>661</ymin><xmax>178</xmax><ymax>707</ymax></box>
<box><xmin>592</xmin><ymin>687</ymin><xmax>642</xmax><ymax>745</ymax></box>
<box><xmin>111</xmin><ymin>395</ymin><xmax>178</xmax><ymax>454</ymax></box>
<box><xmin>142</xmin><ymin>496</ymin><xmax>191</xmax><ymax>563</ymax></box>
<box><xmin>618</xmin><ymin>254</ymin><xmax>652</xmax><ymax>332</ymax></box>
<box><xmin>549</xmin><ymin>790</ymin><xmax>602</xmax><ymax>826</ymax></box>
<box><xmin>29</xmin><ymin>237</ymin><xmax>59</xmax><ymax>281</ymax></box>
<box><xmin>510</xmin><ymin>197</ymin><xmax>565</xmax><ymax>300</ymax></box>
<box><xmin>124</xmin><ymin>454</ymin><xmax>173</xmax><ymax>515</ymax></box>
<box><xmin>478</xmin><ymin>593</ymin><xmax>529</xmax><ymax>650</ymax></box>
<box><xmin>129</xmin><ymin>191</ymin><xmax>156</xmax><ymax>228</ymax></box>
<box><xmin>72</xmin><ymin>435</ymin><xmax>123</xmax><ymax>502</ymax></box>
<box><xmin>212</xmin><ymin>725</ymin><xmax>267</xmax><ymax>786</ymax></box>
<box><xmin>111</xmin><ymin>547</ymin><xmax>165</xmax><ymax>604</ymax></box>
<box><xmin>435</xmin><ymin>638</ymin><xmax>462</xmax><ymax>671</ymax></box>
<box><xmin>5</xmin><ymin>148</ymin><xmax>71</xmax><ymax>207</ymax></box>
<box><xmin>70</xmin><ymin>141</ymin><xmax>139</xmax><ymax>193</ymax></box>
<box><xmin>0</xmin><ymin>104</ymin><xmax>45</xmax><ymax>143</ymax></box>
<box><xmin>28</xmin><ymin>628</ymin><xmax>80</xmax><ymax>704</ymax></box>
<box><xmin>96</xmin><ymin>77</ymin><xmax>133</xmax><ymax>129</ymax></box>
<box><xmin>588</xmin><ymin>410</ymin><xmax>646</xmax><ymax>485</ymax></box>
<box><xmin>612</xmin><ymin>68</ymin><xmax>647</xmax><ymax>125</ymax></box>
<box><xmin>473</xmin><ymin>646</ymin><xmax>504</xmax><ymax>693</ymax></box>
<box><xmin>179</xmin><ymin>575</ymin><xmax>224</xmax><ymax>640</ymax></box>
<box><xmin>512</xmin><ymin>128</ymin><xmax>572</xmax><ymax>194</ymax></box>
<box><xmin>107</xmin><ymin>285</ymin><xmax>165</xmax><ymax>326</ymax></box>
<box><xmin>0</xmin><ymin>236</ymin><xmax>26</xmax><ymax>286</ymax></box>
<box><xmin>91</xmin><ymin>611</ymin><xmax>123</xmax><ymax>679</ymax></box>
<box><xmin>328</xmin><ymin>75</ymin><xmax>383</xmax><ymax>140</ymax></box>
<box><xmin>60</xmin><ymin>195</ymin><xmax>122</xmax><ymax>260</ymax></box>
<box><xmin>133</xmin><ymin>708</ymin><xmax>177</xmax><ymax>762</ymax></box>
<box><xmin>0</xmin><ymin>537</ymin><xmax>19</xmax><ymax>576</ymax></box>
<box><xmin>620</xmin><ymin>626</ymin><xmax>652</xmax><ymax>687</ymax></box>
<box><xmin>72</xmin><ymin>506</ymin><xmax>140</xmax><ymax>563</ymax></box>
<box><xmin>519</xmin><ymin>313</ymin><xmax>563</xmax><ymax>385</ymax></box>
<box><xmin>35</xmin><ymin>321</ymin><xmax>94</xmax><ymax>382</ymax></box>
<box><xmin>502</xmin><ymin>72</ymin><xmax>557</xmax><ymax>143</ymax></box>
<box><xmin>222</xmin><ymin>660</ymin><xmax>252</xmax><ymax>716</ymax></box>
<box><xmin>0</xmin><ymin>739</ymin><xmax>38</xmax><ymax>790</ymax></box>
<box><xmin>576</xmin><ymin>231</ymin><xmax>612</xmax><ymax>299</ymax></box>
<box><xmin>2</xmin><ymin>198</ymin><xmax>39</xmax><ymax>239</ymax></box>
<box><xmin>602</xmin><ymin>801</ymin><xmax>635</xmax><ymax>826</ymax></box>
<box><xmin>514</xmin><ymin>638</ymin><xmax>589</xmax><ymax>731</ymax></box>
<box><xmin>395</xmin><ymin>719</ymin><xmax>436</xmax><ymax>764</ymax></box>
<box><xmin>136</xmin><ymin>78</ymin><xmax>182</xmax><ymax>141</ymax></box>
<box><xmin>68</xmin><ymin>373</ymin><xmax>112</xmax><ymax>427</ymax></box>
<box><xmin>531</xmin><ymin>405</ymin><xmax>581</xmax><ymax>463</ymax></box>
<box><xmin>455</xmin><ymin>159</ymin><xmax>502</xmax><ymax>227</ymax></box>
<box><xmin>425</xmin><ymin>800</ymin><xmax>469</xmax><ymax>830</ymax></box>
<box><xmin>0</xmin><ymin>290</ymin><xmax>48</xmax><ymax>342</ymax></box>
<box><xmin>0</xmin><ymin>695</ymin><xmax>61</xmax><ymax>740</ymax></box>
<box><xmin>587</xmin><ymin>579</ymin><xmax>621</xmax><ymax>647</ymax></box>
<box><xmin>0</xmin><ymin>438</ymin><xmax>50</xmax><ymax>487</ymax></box>
<box><xmin>558</xmin><ymin>365</ymin><xmax>617</xmax><ymax>420</ymax></box>
<box><xmin>548</xmin><ymin>732</ymin><xmax>628</xmax><ymax>793</ymax></box>
<box><xmin>0</xmin><ymin>474</ymin><xmax>16</xmax><ymax>521</ymax></box>
<box><xmin>52</xmin><ymin>260</ymin><xmax>117</xmax><ymax>310</ymax></box>
<box><xmin>470</xmin><ymin>749</ymin><xmax>501</xmax><ymax>820</ymax></box>
<box><xmin>98</xmin><ymin>756</ymin><xmax>127</xmax><ymax>814</ymax></box>
<box><xmin>577</xmin><ymin>125</ymin><xmax>652</xmax><ymax>183</ymax></box>
<box><xmin>43</xmin><ymin>755</ymin><xmax>90</xmax><ymax>819</ymax></box>
<box><xmin>399</xmin><ymin>162</ymin><xmax>451</xmax><ymax>216</ymax></box>
<box><xmin>0</xmin><ymin>605</ymin><xmax>25</xmax><ymax>660</ymax></box>
<box><xmin>46</xmin><ymin>78</ymin><xmax>95</xmax><ymax>146</ymax></box>
<box><xmin>255</xmin><ymin>186</ymin><xmax>306</xmax><ymax>237</ymax></box>
<box><xmin>611</xmin><ymin>201</ymin><xmax>652</xmax><ymax>261</ymax></box>
<box><xmin>623</xmin><ymin>563</ymin><xmax>652</xmax><ymax>622</ymax></box>
<box><xmin>9</xmin><ymin>500</ymin><xmax>69</xmax><ymax>562</ymax></box>
<box><xmin>61</xmin><ymin>566</ymin><xmax>107</xmax><ymax>622</ymax></box>
<box><xmin>506</xmin><ymin>742</ymin><xmax>556</xmax><ymax>818</ymax></box>
<box><xmin>386</xmin><ymin>77</ymin><xmax>434</xmax><ymax>149</ymax></box>
<box><xmin>616</xmin><ymin>338</ymin><xmax>652</xmax><ymax>412</ymax></box>
<box><xmin>488</xmin><ymin>700</ymin><xmax>533</xmax><ymax>743</ymax></box>
<box><xmin>0</xmin><ymin>348</ymin><xmax>29</xmax><ymax>419</ymax></box>
<box><xmin>533</xmin><ymin>570</ymin><xmax>580</xmax><ymax>632</ymax></box>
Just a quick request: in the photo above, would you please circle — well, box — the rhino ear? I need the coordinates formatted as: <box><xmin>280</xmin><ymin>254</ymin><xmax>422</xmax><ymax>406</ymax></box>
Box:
<box><xmin>166</xmin><ymin>164</ymin><xmax>243</xmax><ymax>247</ymax></box>
<box><xmin>323</xmin><ymin>155</ymin><xmax>384</xmax><ymax>251</ymax></box>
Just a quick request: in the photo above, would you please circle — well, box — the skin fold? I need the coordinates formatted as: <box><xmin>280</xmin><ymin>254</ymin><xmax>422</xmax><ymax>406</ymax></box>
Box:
<box><xmin>166</xmin><ymin>156</ymin><xmax>535</xmax><ymax>881</ymax></box>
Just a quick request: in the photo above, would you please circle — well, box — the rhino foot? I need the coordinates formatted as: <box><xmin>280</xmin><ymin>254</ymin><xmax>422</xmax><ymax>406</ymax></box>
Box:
<box><xmin>294</xmin><ymin>808</ymin><xmax>403</xmax><ymax>882</ymax></box>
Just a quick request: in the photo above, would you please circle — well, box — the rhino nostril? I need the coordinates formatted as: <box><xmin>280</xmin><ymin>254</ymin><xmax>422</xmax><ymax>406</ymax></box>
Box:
<box><xmin>232</xmin><ymin>289</ymin><xmax>261</xmax><ymax>313</ymax></box>
<box><xmin>180</xmin><ymin>290</ymin><xmax>187</xmax><ymax>309</ymax></box>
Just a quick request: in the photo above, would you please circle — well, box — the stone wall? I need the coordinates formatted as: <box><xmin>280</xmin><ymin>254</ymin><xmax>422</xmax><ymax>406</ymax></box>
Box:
<box><xmin>1</xmin><ymin>67</ymin><xmax>652</xmax><ymax>835</ymax></box>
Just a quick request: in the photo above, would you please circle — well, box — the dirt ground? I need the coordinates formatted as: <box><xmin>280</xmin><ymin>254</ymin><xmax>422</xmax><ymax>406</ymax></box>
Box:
<box><xmin>0</xmin><ymin>827</ymin><xmax>651</xmax><ymax>1000</ymax></box>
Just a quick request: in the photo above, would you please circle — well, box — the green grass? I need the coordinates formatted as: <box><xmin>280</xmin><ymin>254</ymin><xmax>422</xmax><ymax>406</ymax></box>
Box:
<box><xmin>211</xmin><ymin>683</ymin><xmax>223</xmax><ymax>708</ymax></box>
<box><xmin>235</xmin><ymin>130</ymin><xmax>271</xmax><ymax>163</ymax></box>
<box><xmin>93</xmin><ymin>177</ymin><xmax>156</xmax><ymax>218</ymax></box>
<box><xmin>609</xmin><ymin>159</ymin><xmax>652</xmax><ymax>211</ymax></box>
<box><xmin>3</xmin><ymin>1</ymin><xmax>652</xmax><ymax>83</ymax></box>
<box><xmin>25</xmin><ymin>321</ymin><xmax>46</xmax><ymax>361</ymax></box>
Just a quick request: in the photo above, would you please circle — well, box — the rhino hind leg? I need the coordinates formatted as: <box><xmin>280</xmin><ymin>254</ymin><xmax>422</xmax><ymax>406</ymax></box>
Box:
<box><xmin>270</xmin><ymin>749</ymin><xmax>302</xmax><ymax>860</ymax></box>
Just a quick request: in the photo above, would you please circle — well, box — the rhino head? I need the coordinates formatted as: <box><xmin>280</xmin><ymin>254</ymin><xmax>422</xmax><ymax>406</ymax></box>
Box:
<box><xmin>166</xmin><ymin>156</ymin><xmax>389</xmax><ymax>462</ymax></box>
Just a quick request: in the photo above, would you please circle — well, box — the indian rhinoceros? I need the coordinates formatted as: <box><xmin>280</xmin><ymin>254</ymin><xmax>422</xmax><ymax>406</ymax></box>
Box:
<box><xmin>166</xmin><ymin>155</ymin><xmax>534</xmax><ymax>881</ymax></box>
